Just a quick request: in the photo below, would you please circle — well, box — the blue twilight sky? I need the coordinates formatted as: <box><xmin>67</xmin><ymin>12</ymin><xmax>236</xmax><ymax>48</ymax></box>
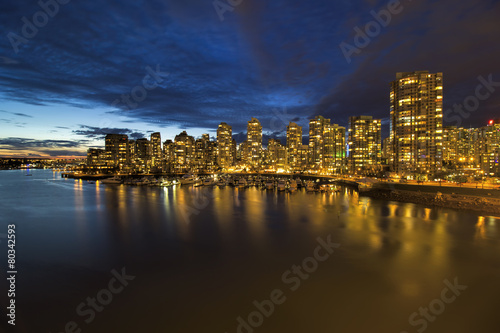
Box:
<box><xmin>0</xmin><ymin>0</ymin><xmax>499</xmax><ymax>157</ymax></box>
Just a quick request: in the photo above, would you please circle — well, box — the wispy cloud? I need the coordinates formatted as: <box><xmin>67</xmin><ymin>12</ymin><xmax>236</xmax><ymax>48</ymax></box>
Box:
<box><xmin>72</xmin><ymin>125</ymin><xmax>146</xmax><ymax>140</ymax></box>
<box><xmin>0</xmin><ymin>137</ymin><xmax>88</xmax><ymax>156</ymax></box>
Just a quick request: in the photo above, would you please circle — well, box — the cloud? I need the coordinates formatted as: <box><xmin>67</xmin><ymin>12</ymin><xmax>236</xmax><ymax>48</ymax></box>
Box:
<box><xmin>72</xmin><ymin>125</ymin><xmax>146</xmax><ymax>140</ymax></box>
<box><xmin>0</xmin><ymin>137</ymin><xmax>88</xmax><ymax>157</ymax></box>
<box><xmin>0</xmin><ymin>137</ymin><xmax>86</xmax><ymax>149</ymax></box>
<box><xmin>0</xmin><ymin>110</ymin><xmax>33</xmax><ymax>118</ymax></box>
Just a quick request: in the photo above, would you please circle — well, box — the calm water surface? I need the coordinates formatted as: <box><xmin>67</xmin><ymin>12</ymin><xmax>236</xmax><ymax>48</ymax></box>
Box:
<box><xmin>1</xmin><ymin>169</ymin><xmax>500</xmax><ymax>333</ymax></box>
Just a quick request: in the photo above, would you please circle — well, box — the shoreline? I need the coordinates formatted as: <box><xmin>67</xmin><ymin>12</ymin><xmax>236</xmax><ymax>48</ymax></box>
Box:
<box><xmin>361</xmin><ymin>188</ymin><xmax>500</xmax><ymax>216</ymax></box>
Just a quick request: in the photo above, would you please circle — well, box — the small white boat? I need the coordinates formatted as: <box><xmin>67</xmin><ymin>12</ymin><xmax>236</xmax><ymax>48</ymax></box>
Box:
<box><xmin>102</xmin><ymin>176</ymin><xmax>122</xmax><ymax>184</ymax></box>
<box><xmin>216</xmin><ymin>179</ymin><xmax>226</xmax><ymax>187</ymax></box>
<box><xmin>180</xmin><ymin>174</ymin><xmax>197</xmax><ymax>185</ymax></box>
<box><xmin>288</xmin><ymin>179</ymin><xmax>298</xmax><ymax>192</ymax></box>
<box><xmin>160</xmin><ymin>178</ymin><xmax>173</xmax><ymax>187</ymax></box>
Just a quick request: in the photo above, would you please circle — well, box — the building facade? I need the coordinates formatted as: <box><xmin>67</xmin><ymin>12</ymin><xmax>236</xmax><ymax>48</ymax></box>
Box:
<box><xmin>309</xmin><ymin>116</ymin><xmax>345</xmax><ymax>174</ymax></box>
<box><xmin>247</xmin><ymin>118</ymin><xmax>262</xmax><ymax>169</ymax></box>
<box><xmin>390</xmin><ymin>71</ymin><xmax>443</xmax><ymax>177</ymax></box>
<box><xmin>217</xmin><ymin>122</ymin><xmax>233</xmax><ymax>170</ymax></box>
<box><xmin>286</xmin><ymin>122</ymin><xmax>302</xmax><ymax>172</ymax></box>
<box><xmin>348</xmin><ymin>116</ymin><xmax>381</xmax><ymax>174</ymax></box>
<box><xmin>104</xmin><ymin>134</ymin><xmax>129</xmax><ymax>169</ymax></box>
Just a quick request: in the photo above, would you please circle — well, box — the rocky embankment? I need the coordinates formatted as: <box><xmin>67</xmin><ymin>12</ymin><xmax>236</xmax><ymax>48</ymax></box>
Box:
<box><xmin>361</xmin><ymin>188</ymin><xmax>500</xmax><ymax>215</ymax></box>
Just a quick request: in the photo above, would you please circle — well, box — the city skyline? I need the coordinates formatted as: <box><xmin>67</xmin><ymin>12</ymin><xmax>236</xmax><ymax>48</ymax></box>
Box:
<box><xmin>1</xmin><ymin>0</ymin><xmax>499</xmax><ymax>158</ymax></box>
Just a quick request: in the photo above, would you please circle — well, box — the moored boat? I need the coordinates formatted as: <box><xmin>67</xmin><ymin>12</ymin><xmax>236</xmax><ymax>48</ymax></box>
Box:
<box><xmin>277</xmin><ymin>179</ymin><xmax>287</xmax><ymax>191</ymax></box>
<box><xmin>180</xmin><ymin>174</ymin><xmax>197</xmax><ymax>185</ymax></box>
<box><xmin>203</xmin><ymin>177</ymin><xmax>215</xmax><ymax>186</ymax></box>
<box><xmin>102</xmin><ymin>176</ymin><xmax>122</xmax><ymax>184</ymax></box>
<box><xmin>265</xmin><ymin>179</ymin><xmax>275</xmax><ymax>190</ymax></box>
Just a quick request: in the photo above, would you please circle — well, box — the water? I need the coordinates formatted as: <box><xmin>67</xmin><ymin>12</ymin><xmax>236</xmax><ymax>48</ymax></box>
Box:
<box><xmin>1</xmin><ymin>169</ymin><xmax>500</xmax><ymax>333</ymax></box>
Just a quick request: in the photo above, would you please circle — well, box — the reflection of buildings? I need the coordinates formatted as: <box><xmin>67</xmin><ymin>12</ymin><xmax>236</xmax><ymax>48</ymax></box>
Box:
<box><xmin>390</xmin><ymin>71</ymin><xmax>443</xmax><ymax>176</ymax></box>
<box><xmin>348</xmin><ymin>116</ymin><xmax>381</xmax><ymax>175</ymax></box>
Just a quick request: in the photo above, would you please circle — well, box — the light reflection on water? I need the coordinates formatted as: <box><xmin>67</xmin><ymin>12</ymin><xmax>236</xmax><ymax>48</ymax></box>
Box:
<box><xmin>1</xmin><ymin>170</ymin><xmax>500</xmax><ymax>332</ymax></box>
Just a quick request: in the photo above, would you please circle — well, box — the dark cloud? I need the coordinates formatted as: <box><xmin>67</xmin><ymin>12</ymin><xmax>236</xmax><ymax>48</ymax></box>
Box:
<box><xmin>72</xmin><ymin>125</ymin><xmax>146</xmax><ymax>140</ymax></box>
<box><xmin>0</xmin><ymin>137</ymin><xmax>88</xmax><ymax>156</ymax></box>
<box><xmin>0</xmin><ymin>110</ymin><xmax>32</xmax><ymax>118</ymax></box>
<box><xmin>0</xmin><ymin>137</ymin><xmax>86</xmax><ymax>149</ymax></box>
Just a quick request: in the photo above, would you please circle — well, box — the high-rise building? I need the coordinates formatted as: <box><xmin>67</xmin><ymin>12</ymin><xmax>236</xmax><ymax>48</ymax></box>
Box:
<box><xmin>475</xmin><ymin>122</ymin><xmax>500</xmax><ymax>176</ymax></box>
<box><xmin>267</xmin><ymin>139</ymin><xmax>287</xmax><ymax>171</ymax></box>
<box><xmin>174</xmin><ymin>131</ymin><xmax>195</xmax><ymax>172</ymax></box>
<box><xmin>150</xmin><ymin>132</ymin><xmax>162</xmax><ymax>166</ymax></box>
<box><xmin>247</xmin><ymin>118</ymin><xmax>262</xmax><ymax>168</ymax></box>
<box><xmin>194</xmin><ymin>134</ymin><xmax>217</xmax><ymax>173</ymax></box>
<box><xmin>348</xmin><ymin>116</ymin><xmax>382</xmax><ymax>174</ymax></box>
<box><xmin>135</xmin><ymin>138</ymin><xmax>152</xmax><ymax>171</ymax></box>
<box><xmin>217</xmin><ymin>122</ymin><xmax>233</xmax><ymax>169</ymax></box>
<box><xmin>163</xmin><ymin>139</ymin><xmax>175</xmax><ymax>173</ymax></box>
<box><xmin>390</xmin><ymin>71</ymin><xmax>443</xmax><ymax>176</ymax></box>
<box><xmin>382</xmin><ymin>137</ymin><xmax>393</xmax><ymax>166</ymax></box>
<box><xmin>86</xmin><ymin>148</ymin><xmax>106</xmax><ymax>168</ymax></box>
<box><xmin>128</xmin><ymin>140</ymin><xmax>136</xmax><ymax>161</ymax></box>
<box><xmin>286</xmin><ymin>122</ymin><xmax>302</xmax><ymax>171</ymax></box>
<box><xmin>104</xmin><ymin>134</ymin><xmax>129</xmax><ymax>169</ymax></box>
<box><xmin>309</xmin><ymin>116</ymin><xmax>345</xmax><ymax>174</ymax></box>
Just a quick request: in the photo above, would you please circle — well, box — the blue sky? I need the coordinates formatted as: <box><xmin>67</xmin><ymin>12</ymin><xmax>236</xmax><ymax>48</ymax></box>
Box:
<box><xmin>0</xmin><ymin>0</ymin><xmax>499</xmax><ymax>157</ymax></box>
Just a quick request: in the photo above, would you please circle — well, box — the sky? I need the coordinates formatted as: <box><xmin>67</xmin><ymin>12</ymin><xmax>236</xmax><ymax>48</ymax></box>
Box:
<box><xmin>0</xmin><ymin>0</ymin><xmax>499</xmax><ymax>157</ymax></box>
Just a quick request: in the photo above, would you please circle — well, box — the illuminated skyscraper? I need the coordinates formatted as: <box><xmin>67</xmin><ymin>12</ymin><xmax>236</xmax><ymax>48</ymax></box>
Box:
<box><xmin>150</xmin><ymin>132</ymin><xmax>162</xmax><ymax>166</ymax></box>
<box><xmin>174</xmin><ymin>131</ymin><xmax>195</xmax><ymax>172</ymax></box>
<box><xmin>247</xmin><ymin>118</ymin><xmax>262</xmax><ymax>168</ymax></box>
<box><xmin>163</xmin><ymin>139</ymin><xmax>175</xmax><ymax>173</ymax></box>
<box><xmin>475</xmin><ymin>122</ymin><xmax>500</xmax><ymax>176</ymax></box>
<box><xmin>348</xmin><ymin>116</ymin><xmax>381</xmax><ymax>174</ymax></box>
<box><xmin>286</xmin><ymin>122</ymin><xmax>302</xmax><ymax>171</ymax></box>
<box><xmin>267</xmin><ymin>139</ymin><xmax>287</xmax><ymax>171</ymax></box>
<box><xmin>390</xmin><ymin>71</ymin><xmax>443</xmax><ymax>176</ymax></box>
<box><xmin>104</xmin><ymin>134</ymin><xmax>129</xmax><ymax>169</ymax></box>
<box><xmin>135</xmin><ymin>138</ymin><xmax>152</xmax><ymax>171</ymax></box>
<box><xmin>309</xmin><ymin>116</ymin><xmax>345</xmax><ymax>174</ymax></box>
<box><xmin>217</xmin><ymin>122</ymin><xmax>233</xmax><ymax>169</ymax></box>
